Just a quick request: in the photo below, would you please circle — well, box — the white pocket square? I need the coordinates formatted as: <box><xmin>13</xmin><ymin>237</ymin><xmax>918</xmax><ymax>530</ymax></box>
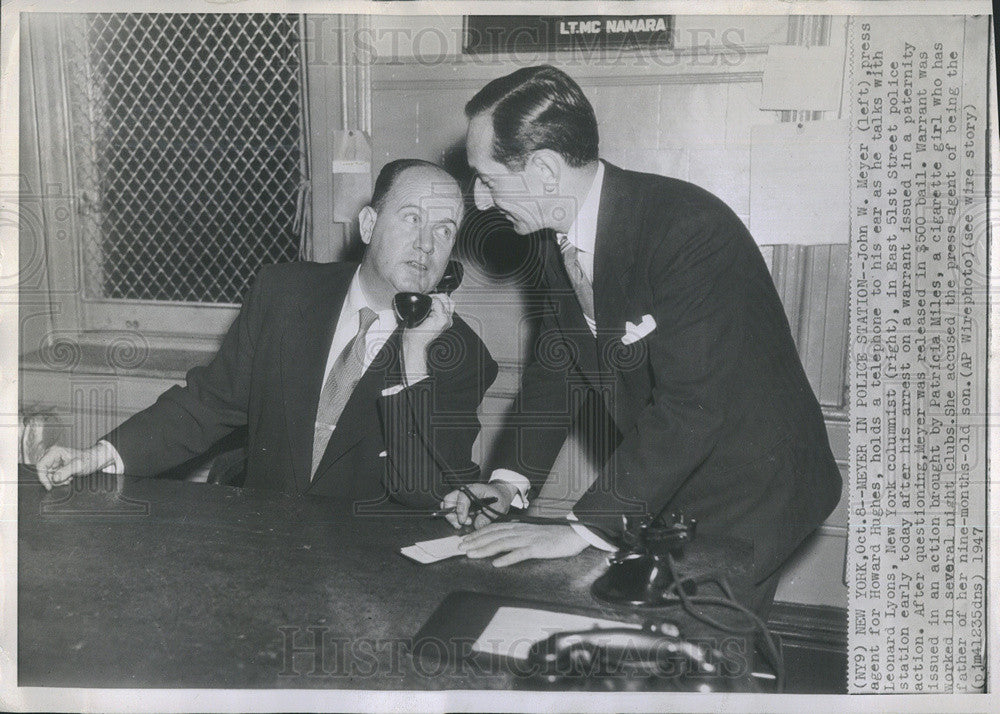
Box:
<box><xmin>622</xmin><ymin>314</ymin><xmax>656</xmax><ymax>345</ymax></box>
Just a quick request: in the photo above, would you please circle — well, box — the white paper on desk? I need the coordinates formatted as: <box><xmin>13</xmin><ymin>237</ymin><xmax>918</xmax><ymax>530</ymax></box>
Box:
<box><xmin>761</xmin><ymin>44</ymin><xmax>845</xmax><ymax>111</ymax></box>
<box><xmin>472</xmin><ymin>606</ymin><xmax>639</xmax><ymax>661</ymax></box>
<box><xmin>400</xmin><ymin>535</ymin><xmax>464</xmax><ymax>564</ymax></box>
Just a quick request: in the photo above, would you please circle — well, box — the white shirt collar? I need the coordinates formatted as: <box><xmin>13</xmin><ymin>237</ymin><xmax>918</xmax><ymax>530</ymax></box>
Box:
<box><xmin>324</xmin><ymin>268</ymin><xmax>397</xmax><ymax>379</ymax></box>
<box><xmin>344</xmin><ymin>267</ymin><xmax>396</xmax><ymax>327</ymax></box>
<box><xmin>562</xmin><ymin>161</ymin><xmax>604</xmax><ymax>256</ymax></box>
<box><xmin>319</xmin><ymin>268</ymin><xmax>402</xmax><ymax>431</ymax></box>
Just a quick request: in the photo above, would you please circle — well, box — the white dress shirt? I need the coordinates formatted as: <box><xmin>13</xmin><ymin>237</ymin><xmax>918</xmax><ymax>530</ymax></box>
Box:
<box><xmin>325</xmin><ymin>268</ymin><xmax>405</xmax><ymax>395</ymax></box>
<box><xmin>489</xmin><ymin>162</ymin><xmax>615</xmax><ymax>551</ymax></box>
<box><xmin>100</xmin><ymin>267</ymin><xmax>416</xmax><ymax>474</ymax></box>
<box><xmin>558</xmin><ymin>160</ymin><xmax>603</xmax><ymax>337</ymax></box>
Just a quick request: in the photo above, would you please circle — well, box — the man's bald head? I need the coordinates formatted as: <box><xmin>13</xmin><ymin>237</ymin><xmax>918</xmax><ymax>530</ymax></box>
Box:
<box><xmin>370</xmin><ymin>159</ymin><xmax>462</xmax><ymax>216</ymax></box>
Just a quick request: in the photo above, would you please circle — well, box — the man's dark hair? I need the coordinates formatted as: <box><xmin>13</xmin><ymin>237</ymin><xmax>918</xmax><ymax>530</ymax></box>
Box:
<box><xmin>464</xmin><ymin>65</ymin><xmax>599</xmax><ymax>170</ymax></box>
<box><xmin>370</xmin><ymin>158</ymin><xmax>450</xmax><ymax>212</ymax></box>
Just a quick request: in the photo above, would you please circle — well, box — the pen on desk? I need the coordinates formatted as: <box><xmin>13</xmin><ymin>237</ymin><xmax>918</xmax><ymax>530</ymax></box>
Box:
<box><xmin>430</xmin><ymin>497</ymin><xmax>498</xmax><ymax>518</ymax></box>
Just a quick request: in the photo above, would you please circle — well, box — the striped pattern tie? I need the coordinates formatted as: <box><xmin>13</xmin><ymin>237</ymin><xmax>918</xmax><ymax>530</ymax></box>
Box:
<box><xmin>556</xmin><ymin>233</ymin><xmax>595</xmax><ymax>322</ymax></box>
<box><xmin>311</xmin><ymin>307</ymin><xmax>379</xmax><ymax>478</ymax></box>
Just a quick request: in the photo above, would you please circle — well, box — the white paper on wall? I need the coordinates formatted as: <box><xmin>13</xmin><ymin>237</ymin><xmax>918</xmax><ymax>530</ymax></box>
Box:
<box><xmin>749</xmin><ymin>120</ymin><xmax>850</xmax><ymax>245</ymax></box>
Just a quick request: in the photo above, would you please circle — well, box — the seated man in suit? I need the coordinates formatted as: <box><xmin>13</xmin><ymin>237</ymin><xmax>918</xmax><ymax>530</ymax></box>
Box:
<box><xmin>37</xmin><ymin>159</ymin><xmax>498</xmax><ymax>510</ymax></box>
<box><xmin>443</xmin><ymin>65</ymin><xmax>842</xmax><ymax>616</ymax></box>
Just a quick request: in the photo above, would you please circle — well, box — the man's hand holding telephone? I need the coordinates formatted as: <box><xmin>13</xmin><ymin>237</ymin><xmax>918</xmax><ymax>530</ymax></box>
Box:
<box><xmin>394</xmin><ymin>259</ymin><xmax>463</xmax><ymax>384</ymax></box>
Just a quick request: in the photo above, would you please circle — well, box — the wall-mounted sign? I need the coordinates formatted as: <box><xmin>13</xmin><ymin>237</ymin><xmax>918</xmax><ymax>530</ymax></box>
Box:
<box><xmin>463</xmin><ymin>15</ymin><xmax>674</xmax><ymax>54</ymax></box>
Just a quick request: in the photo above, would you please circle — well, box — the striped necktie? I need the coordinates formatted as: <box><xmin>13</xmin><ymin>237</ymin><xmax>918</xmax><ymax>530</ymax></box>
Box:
<box><xmin>311</xmin><ymin>306</ymin><xmax>379</xmax><ymax>478</ymax></box>
<box><xmin>556</xmin><ymin>232</ymin><xmax>595</xmax><ymax>323</ymax></box>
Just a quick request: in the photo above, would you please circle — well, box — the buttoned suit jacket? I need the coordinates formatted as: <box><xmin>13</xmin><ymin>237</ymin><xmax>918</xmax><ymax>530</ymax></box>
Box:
<box><xmin>493</xmin><ymin>161</ymin><xmax>842</xmax><ymax>582</ymax></box>
<box><xmin>105</xmin><ymin>261</ymin><xmax>498</xmax><ymax>508</ymax></box>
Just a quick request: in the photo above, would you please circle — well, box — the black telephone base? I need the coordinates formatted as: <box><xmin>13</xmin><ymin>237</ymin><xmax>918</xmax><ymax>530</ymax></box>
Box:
<box><xmin>590</xmin><ymin>555</ymin><xmax>697</xmax><ymax>608</ymax></box>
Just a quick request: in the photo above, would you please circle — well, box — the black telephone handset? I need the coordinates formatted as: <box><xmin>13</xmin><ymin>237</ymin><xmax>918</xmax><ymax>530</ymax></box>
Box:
<box><xmin>392</xmin><ymin>260</ymin><xmax>464</xmax><ymax>329</ymax></box>
<box><xmin>525</xmin><ymin>622</ymin><xmax>741</xmax><ymax>692</ymax></box>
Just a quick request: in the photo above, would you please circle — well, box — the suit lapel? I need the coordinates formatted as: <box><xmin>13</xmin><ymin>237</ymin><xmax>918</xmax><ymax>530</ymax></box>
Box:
<box><xmin>593</xmin><ymin>161</ymin><xmax>639</xmax><ymax>373</ymax></box>
<box><xmin>280</xmin><ymin>264</ymin><xmax>355</xmax><ymax>495</ymax></box>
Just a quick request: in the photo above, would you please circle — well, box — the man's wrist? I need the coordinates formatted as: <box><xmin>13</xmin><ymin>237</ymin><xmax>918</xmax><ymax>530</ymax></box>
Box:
<box><xmin>566</xmin><ymin>515</ymin><xmax>617</xmax><ymax>552</ymax></box>
<box><xmin>94</xmin><ymin>440</ymin><xmax>123</xmax><ymax>474</ymax></box>
<box><xmin>489</xmin><ymin>470</ymin><xmax>531</xmax><ymax>508</ymax></box>
<box><xmin>401</xmin><ymin>339</ymin><xmax>430</xmax><ymax>385</ymax></box>
<box><xmin>491</xmin><ymin>480</ymin><xmax>519</xmax><ymax>505</ymax></box>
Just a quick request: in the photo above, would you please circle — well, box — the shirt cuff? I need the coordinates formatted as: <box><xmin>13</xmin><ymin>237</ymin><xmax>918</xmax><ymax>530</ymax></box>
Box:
<box><xmin>566</xmin><ymin>513</ymin><xmax>617</xmax><ymax>552</ymax></box>
<box><xmin>381</xmin><ymin>375</ymin><xmax>429</xmax><ymax>397</ymax></box>
<box><xmin>489</xmin><ymin>469</ymin><xmax>530</xmax><ymax>509</ymax></box>
<box><xmin>96</xmin><ymin>439</ymin><xmax>124</xmax><ymax>474</ymax></box>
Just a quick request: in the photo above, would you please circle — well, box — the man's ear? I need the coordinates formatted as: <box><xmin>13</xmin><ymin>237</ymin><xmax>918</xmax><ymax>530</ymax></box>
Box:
<box><xmin>530</xmin><ymin>150</ymin><xmax>561</xmax><ymax>186</ymax></box>
<box><xmin>358</xmin><ymin>206</ymin><xmax>377</xmax><ymax>245</ymax></box>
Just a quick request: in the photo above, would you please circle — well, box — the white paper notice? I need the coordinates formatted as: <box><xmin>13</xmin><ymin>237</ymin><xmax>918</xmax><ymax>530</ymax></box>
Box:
<box><xmin>472</xmin><ymin>606</ymin><xmax>639</xmax><ymax>661</ymax></box>
<box><xmin>400</xmin><ymin>535</ymin><xmax>464</xmax><ymax>564</ymax></box>
<box><xmin>761</xmin><ymin>44</ymin><xmax>846</xmax><ymax>111</ymax></box>
<box><xmin>330</xmin><ymin>128</ymin><xmax>372</xmax><ymax>173</ymax></box>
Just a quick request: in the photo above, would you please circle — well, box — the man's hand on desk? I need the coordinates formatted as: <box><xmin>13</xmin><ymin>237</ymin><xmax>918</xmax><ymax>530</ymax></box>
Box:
<box><xmin>440</xmin><ymin>481</ymin><xmax>516</xmax><ymax>530</ymax></box>
<box><xmin>35</xmin><ymin>442</ymin><xmax>116</xmax><ymax>491</ymax></box>
<box><xmin>459</xmin><ymin>523</ymin><xmax>589</xmax><ymax>566</ymax></box>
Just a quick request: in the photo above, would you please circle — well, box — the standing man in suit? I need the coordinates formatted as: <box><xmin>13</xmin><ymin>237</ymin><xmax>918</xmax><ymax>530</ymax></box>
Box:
<box><xmin>444</xmin><ymin>65</ymin><xmax>841</xmax><ymax>614</ymax></box>
<box><xmin>38</xmin><ymin>159</ymin><xmax>498</xmax><ymax>510</ymax></box>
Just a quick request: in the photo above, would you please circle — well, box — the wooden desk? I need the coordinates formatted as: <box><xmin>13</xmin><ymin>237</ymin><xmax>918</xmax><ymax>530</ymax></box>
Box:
<box><xmin>18</xmin><ymin>471</ymin><xmax>757</xmax><ymax>690</ymax></box>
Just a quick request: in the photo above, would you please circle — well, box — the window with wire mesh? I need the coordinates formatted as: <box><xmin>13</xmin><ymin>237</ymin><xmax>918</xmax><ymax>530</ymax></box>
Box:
<box><xmin>65</xmin><ymin>14</ymin><xmax>307</xmax><ymax>304</ymax></box>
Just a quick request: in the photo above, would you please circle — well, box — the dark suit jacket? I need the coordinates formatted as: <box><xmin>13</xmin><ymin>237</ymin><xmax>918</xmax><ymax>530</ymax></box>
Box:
<box><xmin>493</xmin><ymin>161</ymin><xmax>842</xmax><ymax>582</ymax></box>
<box><xmin>105</xmin><ymin>261</ymin><xmax>498</xmax><ymax>509</ymax></box>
